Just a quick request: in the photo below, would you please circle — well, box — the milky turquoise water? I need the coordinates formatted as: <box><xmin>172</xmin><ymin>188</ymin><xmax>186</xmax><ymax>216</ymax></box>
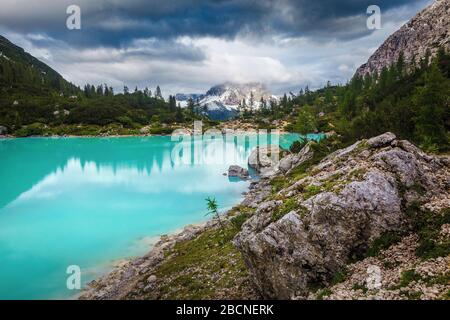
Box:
<box><xmin>0</xmin><ymin>133</ymin><xmax>322</xmax><ymax>300</ymax></box>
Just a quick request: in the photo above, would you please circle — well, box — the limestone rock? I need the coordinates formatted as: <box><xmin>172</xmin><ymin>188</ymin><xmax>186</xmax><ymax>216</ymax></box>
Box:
<box><xmin>367</xmin><ymin>132</ymin><xmax>396</xmax><ymax>148</ymax></box>
<box><xmin>356</xmin><ymin>0</ymin><xmax>450</xmax><ymax>77</ymax></box>
<box><xmin>234</xmin><ymin>132</ymin><xmax>449</xmax><ymax>299</ymax></box>
<box><xmin>278</xmin><ymin>142</ymin><xmax>314</xmax><ymax>174</ymax></box>
<box><xmin>228</xmin><ymin>165</ymin><xmax>249</xmax><ymax>180</ymax></box>
<box><xmin>248</xmin><ymin>145</ymin><xmax>285</xmax><ymax>176</ymax></box>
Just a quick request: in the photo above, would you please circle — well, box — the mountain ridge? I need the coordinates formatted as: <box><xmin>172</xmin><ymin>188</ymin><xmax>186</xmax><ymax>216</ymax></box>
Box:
<box><xmin>356</xmin><ymin>0</ymin><xmax>450</xmax><ymax>76</ymax></box>
<box><xmin>176</xmin><ymin>82</ymin><xmax>278</xmax><ymax>120</ymax></box>
<box><xmin>0</xmin><ymin>35</ymin><xmax>77</xmax><ymax>94</ymax></box>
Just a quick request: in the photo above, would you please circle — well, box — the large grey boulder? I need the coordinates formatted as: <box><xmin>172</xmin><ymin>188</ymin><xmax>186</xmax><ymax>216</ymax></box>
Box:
<box><xmin>367</xmin><ymin>132</ymin><xmax>396</xmax><ymax>148</ymax></box>
<box><xmin>228</xmin><ymin>165</ymin><xmax>249</xmax><ymax>180</ymax></box>
<box><xmin>248</xmin><ymin>145</ymin><xmax>285</xmax><ymax>176</ymax></box>
<box><xmin>278</xmin><ymin>143</ymin><xmax>314</xmax><ymax>174</ymax></box>
<box><xmin>0</xmin><ymin>126</ymin><xmax>7</xmax><ymax>135</ymax></box>
<box><xmin>234</xmin><ymin>133</ymin><xmax>449</xmax><ymax>299</ymax></box>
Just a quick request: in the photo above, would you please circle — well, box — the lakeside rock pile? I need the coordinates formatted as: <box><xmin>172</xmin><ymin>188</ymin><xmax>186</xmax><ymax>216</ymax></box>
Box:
<box><xmin>234</xmin><ymin>133</ymin><xmax>449</xmax><ymax>299</ymax></box>
<box><xmin>80</xmin><ymin>132</ymin><xmax>449</xmax><ymax>300</ymax></box>
<box><xmin>228</xmin><ymin>165</ymin><xmax>249</xmax><ymax>180</ymax></box>
<box><xmin>356</xmin><ymin>0</ymin><xmax>450</xmax><ymax>76</ymax></box>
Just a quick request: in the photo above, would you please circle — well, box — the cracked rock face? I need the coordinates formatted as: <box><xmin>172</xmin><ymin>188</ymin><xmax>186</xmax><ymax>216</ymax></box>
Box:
<box><xmin>278</xmin><ymin>142</ymin><xmax>314</xmax><ymax>174</ymax></box>
<box><xmin>356</xmin><ymin>0</ymin><xmax>450</xmax><ymax>77</ymax></box>
<box><xmin>234</xmin><ymin>133</ymin><xmax>449</xmax><ymax>299</ymax></box>
<box><xmin>228</xmin><ymin>165</ymin><xmax>249</xmax><ymax>179</ymax></box>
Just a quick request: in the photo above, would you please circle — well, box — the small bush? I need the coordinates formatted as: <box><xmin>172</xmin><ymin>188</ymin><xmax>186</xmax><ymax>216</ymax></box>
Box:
<box><xmin>289</xmin><ymin>139</ymin><xmax>307</xmax><ymax>153</ymax></box>
<box><xmin>15</xmin><ymin>123</ymin><xmax>45</xmax><ymax>137</ymax></box>
<box><xmin>302</xmin><ymin>185</ymin><xmax>322</xmax><ymax>199</ymax></box>
<box><xmin>407</xmin><ymin>206</ymin><xmax>450</xmax><ymax>260</ymax></box>
<box><xmin>330</xmin><ymin>268</ymin><xmax>349</xmax><ymax>286</ymax></box>
<box><xmin>272</xmin><ymin>198</ymin><xmax>298</xmax><ymax>222</ymax></box>
<box><xmin>231</xmin><ymin>212</ymin><xmax>251</xmax><ymax>230</ymax></box>
<box><xmin>316</xmin><ymin>288</ymin><xmax>332</xmax><ymax>300</ymax></box>
<box><xmin>366</xmin><ymin>231</ymin><xmax>402</xmax><ymax>257</ymax></box>
<box><xmin>352</xmin><ymin>283</ymin><xmax>368</xmax><ymax>293</ymax></box>
<box><xmin>395</xmin><ymin>269</ymin><xmax>422</xmax><ymax>289</ymax></box>
<box><xmin>270</xmin><ymin>176</ymin><xmax>289</xmax><ymax>193</ymax></box>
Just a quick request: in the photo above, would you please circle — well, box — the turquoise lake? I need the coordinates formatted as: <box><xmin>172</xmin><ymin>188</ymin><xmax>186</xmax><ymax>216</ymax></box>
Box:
<box><xmin>0</xmin><ymin>133</ymin><xmax>322</xmax><ymax>299</ymax></box>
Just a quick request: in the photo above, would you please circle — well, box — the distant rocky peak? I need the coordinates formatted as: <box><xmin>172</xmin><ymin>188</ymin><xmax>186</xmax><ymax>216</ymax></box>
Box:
<box><xmin>356</xmin><ymin>0</ymin><xmax>450</xmax><ymax>77</ymax></box>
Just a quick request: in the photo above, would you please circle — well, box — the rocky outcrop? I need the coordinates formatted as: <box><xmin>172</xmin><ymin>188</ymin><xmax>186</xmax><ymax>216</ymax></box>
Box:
<box><xmin>228</xmin><ymin>165</ymin><xmax>249</xmax><ymax>180</ymax></box>
<box><xmin>79</xmin><ymin>221</ymin><xmax>217</xmax><ymax>300</ymax></box>
<box><xmin>356</xmin><ymin>0</ymin><xmax>450</xmax><ymax>76</ymax></box>
<box><xmin>312</xmin><ymin>234</ymin><xmax>449</xmax><ymax>300</ymax></box>
<box><xmin>248</xmin><ymin>145</ymin><xmax>286</xmax><ymax>177</ymax></box>
<box><xmin>0</xmin><ymin>125</ymin><xmax>7</xmax><ymax>135</ymax></box>
<box><xmin>234</xmin><ymin>133</ymin><xmax>449</xmax><ymax>299</ymax></box>
<box><xmin>80</xmin><ymin>133</ymin><xmax>448</xmax><ymax>301</ymax></box>
<box><xmin>278</xmin><ymin>142</ymin><xmax>314</xmax><ymax>174</ymax></box>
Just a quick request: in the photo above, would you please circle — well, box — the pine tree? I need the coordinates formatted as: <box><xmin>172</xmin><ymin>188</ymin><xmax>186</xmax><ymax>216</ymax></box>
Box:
<box><xmin>413</xmin><ymin>62</ymin><xmax>449</xmax><ymax>150</ymax></box>
<box><xmin>396</xmin><ymin>51</ymin><xmax>405</xmax><ymax>79</ymax></box>
<box><xmin>156</xmin><ymin>86</ymin><xmax>162</xmax><ymax>99</ymax></box>
<box><xmin>187</xmin><ymin>98</ymin><xmax>195</xmax><ymax>114</ymax></box>
<box><xmin>175</xmin><ymin>105</ymin><xmax>184</xmax><ymax>123</ymax></box>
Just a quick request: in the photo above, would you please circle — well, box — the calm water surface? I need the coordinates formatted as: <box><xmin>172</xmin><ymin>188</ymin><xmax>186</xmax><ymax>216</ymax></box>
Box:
<box><xmin>0</xmin><ymin>133</ymin><xmax>321</xmax><ymax>299</ymax></box>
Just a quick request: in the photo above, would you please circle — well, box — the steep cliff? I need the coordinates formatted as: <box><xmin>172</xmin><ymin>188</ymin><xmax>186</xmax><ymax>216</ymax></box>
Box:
<box><xmin>234</xmin><ymin>133</ymin><xmax>449</xmax><ymax>299</ymax></box>
<box><xmin>356</xmin><ymin>0</ymin><xmax>450</xmax><ymax>76</ymax></box>
<box><xmin>80</xmin><ymin>133</ymin><xmax>449</xmax><ymax>300</ymax></box>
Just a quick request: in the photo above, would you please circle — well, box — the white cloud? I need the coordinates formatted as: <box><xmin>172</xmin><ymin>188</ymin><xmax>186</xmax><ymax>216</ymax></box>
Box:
<box><xmin>0</xmin><ymin>0</ymin><xmax>432</xmax><ymax>95</ymax></box>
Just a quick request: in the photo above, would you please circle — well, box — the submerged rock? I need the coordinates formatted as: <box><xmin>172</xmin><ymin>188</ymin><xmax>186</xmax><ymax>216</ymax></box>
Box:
<box><xmin>234</xmin><ymin>132</ymin><xmax>449</xmax><ymax>299</ymax></box>
<box><xmin>228</xmin><ymin>165</ymin><xmax>249</xmax><ymax>180</ymax></box>
<box><xmin>248</xmin><ymin>145</ymin><xmax>285</xmax><ymax>177</ymax></box>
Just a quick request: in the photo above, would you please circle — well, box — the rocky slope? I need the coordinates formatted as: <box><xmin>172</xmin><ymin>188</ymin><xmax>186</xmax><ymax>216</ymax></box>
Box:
<box><xmin>0</xmin><ymin>34</ymin><xmax>76</xmax><ymax>92</ymax></box>
<box><xmin>80</xmin><ymin>133</ymin><xmax>449</xmax><ymax>300</ymax></box>
<box><xmin>356</xmin><ymin>0</ymin><xmax>450</xmax><ymax>76</ymax></box>
<box><xmin>234</xmin><ymin>133</ymin><xmax>449</xmax><ymax>299</ymax></box>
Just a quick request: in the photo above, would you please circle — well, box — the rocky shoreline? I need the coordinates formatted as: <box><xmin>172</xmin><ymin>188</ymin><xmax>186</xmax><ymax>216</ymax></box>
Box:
<box><xmin>79</xmin><ymin>178</ymin><xmax>270</xmax><ymax>300</ymax></box>
<box><xmin>80</xmin><ymin>132</ymin><xmax>449</xmax><ymax>300</ymax></box>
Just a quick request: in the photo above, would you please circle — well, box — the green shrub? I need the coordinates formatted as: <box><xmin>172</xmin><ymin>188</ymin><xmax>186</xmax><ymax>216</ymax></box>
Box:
<box><xmin>272</xmin><ymin>198</ymin><xmax>298</xmax><ymax>222</ymax></box>
<box><xmin>270</xmin><ymin>176</ymin><xmax>288</xmax><ymax>193</ymax></box>
<box><xmin>316</xmin><ymin>288</ymin><xmax>332</xmax><ymax>300</ymax></box>
<box><xmin>395</xmin><ymin>269</ymin><xmax>422</xmax><ymax>289</ymax></box>
<box><xmin>366</xmin><ymin>232</ymin><xmax>403</xmax><ymax>257</ymax></box>
<box><xmin>330</xmin><ymin>268</ymin><xmax>349</xmax><ymax>286</ymax></box>
<box><xmin>352</xmin><ymin>283</ymin><xmax>368</xmax><ymax>293</ymax></box>
<box><xmin>289</xmin><ymin>139</ymin><xmax>307</xmax><ymax>153</ymax></box>
<box><xmin>231</xmin><ymin>212</ymin><xmax>251</xmax><ymax>230</ymax></box>
<box><xmin>407</xmin><ymin>206</ymin><xmax>450</xmax><ymax>260</ymax></box>
<box><xmin>303</xmin><ymin>185</ymin><xmax>322</xmax><ymax>199</ymax></box>
<box><xmin>14</xmin><ymin>122</ymin><xmax>45</xmax><ymax>137</ymax></box>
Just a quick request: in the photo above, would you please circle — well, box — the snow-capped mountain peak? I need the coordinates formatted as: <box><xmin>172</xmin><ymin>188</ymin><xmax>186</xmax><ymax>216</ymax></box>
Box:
<box><xmin>176</xmin><ymin>82</ymin><xmax>278</xmax><ymax>120</ymax></box>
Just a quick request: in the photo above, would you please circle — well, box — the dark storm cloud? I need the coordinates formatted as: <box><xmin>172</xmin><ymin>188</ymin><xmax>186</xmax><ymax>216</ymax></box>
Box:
<box><xmin>0</xmin><ymin>0</ymin><xmax>425</xmax><ymax>47</ymax></box>
<box><xmin>0</xmin><ymin>0</ymin><xmax>432</xmax><ymax>95</ymax></box>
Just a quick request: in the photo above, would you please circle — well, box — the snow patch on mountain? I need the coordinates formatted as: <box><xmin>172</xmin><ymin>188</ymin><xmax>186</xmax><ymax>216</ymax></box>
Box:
<box><xmin>0</xmin><ymin>51</ymin><xmax>11</xmax><ymax>61</ymax></box>
<box><xmin>176</xmin><ymin>82</ymin><xmax>278</xmax><ymax>120</ymax></box>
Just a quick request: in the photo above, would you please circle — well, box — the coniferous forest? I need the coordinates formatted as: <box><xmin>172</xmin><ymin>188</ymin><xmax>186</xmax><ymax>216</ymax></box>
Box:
<box><xmin>1</xmin><ymin>30</ymin><xmax>449</xmax><ymax>153</ymax></box>
<box><xmin>285</xmin><ymin>48</ymin><xmax>450</xmax><ymax>153</ymax></box>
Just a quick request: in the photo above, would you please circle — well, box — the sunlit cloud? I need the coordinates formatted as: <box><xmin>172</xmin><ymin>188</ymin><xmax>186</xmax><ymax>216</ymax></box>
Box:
<box><xmin>0</xmin><ymin>0</ymin><xmax>432</xmax><ymax>95</ymax></box>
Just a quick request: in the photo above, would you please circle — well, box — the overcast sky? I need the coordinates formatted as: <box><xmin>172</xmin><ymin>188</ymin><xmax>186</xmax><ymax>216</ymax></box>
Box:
<box><xmin>0</xmin><ymin>0</ymin><xmax>432</xmax><ymax>96</ymax></box>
